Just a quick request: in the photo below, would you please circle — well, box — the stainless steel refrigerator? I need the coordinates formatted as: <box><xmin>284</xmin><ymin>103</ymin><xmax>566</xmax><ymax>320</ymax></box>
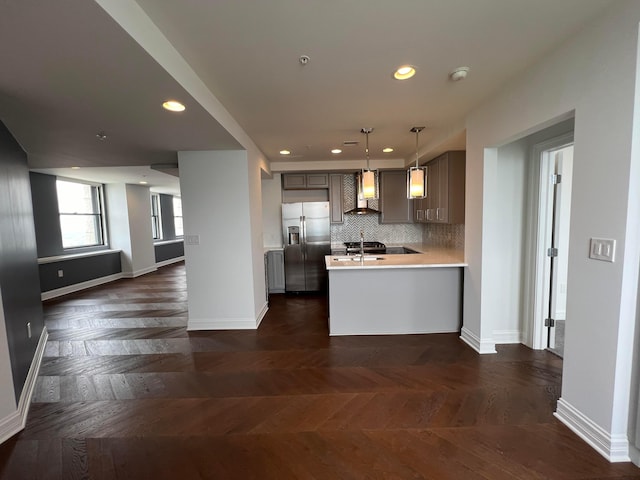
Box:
<box><xmin>282</xmin><ymin>201</ymin><xmax>330</xmax><ymax>292</ymax></box>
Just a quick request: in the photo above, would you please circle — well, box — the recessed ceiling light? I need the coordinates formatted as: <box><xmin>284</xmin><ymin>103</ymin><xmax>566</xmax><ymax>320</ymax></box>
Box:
<box><xmin>382</xmin><ymin>147</ymin><xmax>394</xmax><ymax>153</ymax></box>
<box><xmin>331</xmin><ymin>149</ymin><xmax>342</xmax><ymax>154</ymax></box>
<box><xmin>71</xmin><ymin>166</ymin><xmax>80</xmax><ymax>170</ymax></box>
<box><xmin>279</xmin><ymin>150</ymin><xmax>291</xmax><ymax>155</ymax></box>
<box><xmin>96</xmin><ymin>132</ymin><xmax>107</xmax><ymax>141</ymax></box>
<box><xmin>139</xmin><ymin>181</ymin><xmax>148</xmax><ymax>185</ymax></box>
<box><xmin>162</xmin><ymin>100</ymin><xmax>186</xmax><ymax>112</ymax></box>
<box><xmin>394</xmin><ymin>65</ymin><xmax>416</xmax><ymax>80</ymax></box>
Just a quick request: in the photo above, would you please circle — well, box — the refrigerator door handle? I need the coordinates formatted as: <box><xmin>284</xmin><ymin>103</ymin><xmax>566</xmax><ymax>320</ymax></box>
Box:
<box><xmin>300</xmin><ymin>215</ymin><xmax>306</xmax><ymax>260</ymax></box>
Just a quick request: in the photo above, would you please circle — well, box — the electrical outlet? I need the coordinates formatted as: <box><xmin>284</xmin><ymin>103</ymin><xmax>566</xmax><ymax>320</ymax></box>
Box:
<box><xmin>589</xmin><ymin>238</ymin><xmax>616</xmax><ymax>262</ymax></box>
<box><xmin>26</xmin><ymin>322</ymin><xmax>31</xmax><ymax>339</ymax></box>
<box><xmin>57</xmin><ymin>269</ymin><xmax>64</xmax><ymax>278</ymax></box>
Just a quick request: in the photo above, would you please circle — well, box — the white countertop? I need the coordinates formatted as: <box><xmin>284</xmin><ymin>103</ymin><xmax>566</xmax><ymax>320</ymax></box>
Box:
<box><xmin>325</xmin><ymin>245</ymin><xmax>466</xmax><ymax>270</ymax></box>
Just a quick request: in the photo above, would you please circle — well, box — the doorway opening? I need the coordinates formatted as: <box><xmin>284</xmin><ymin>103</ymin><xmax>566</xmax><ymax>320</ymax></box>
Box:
<box><xmin>531</xmin><ymin>137</ymin><xmax>574</xmax><ymax>356</ymax></box>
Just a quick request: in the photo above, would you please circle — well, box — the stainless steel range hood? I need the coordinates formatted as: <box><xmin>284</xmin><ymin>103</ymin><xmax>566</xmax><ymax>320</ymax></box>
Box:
<box><xmin>345</xmin><ymin>171</ymin><xmax>380</xmax><ymax>215</ymax></box>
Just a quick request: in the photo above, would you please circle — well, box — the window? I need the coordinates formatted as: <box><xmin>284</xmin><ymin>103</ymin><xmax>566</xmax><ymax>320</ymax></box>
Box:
<box><xmin>56</xmin><ymin>179</ymin><xmax>105</xmax><ymax>249</ymax></box>
<box><xmin>173</xmin><ymin>197</ymin><xmax>183</xmax><ymax>237</ymax></box>
<box><xmin>151</xmin><ymin>194</ymin><xmax>162</xmax><ymax>240</ymax></box>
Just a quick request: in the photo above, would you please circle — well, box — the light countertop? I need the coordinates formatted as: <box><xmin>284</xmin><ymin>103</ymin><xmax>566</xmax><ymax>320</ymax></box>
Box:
<box><xmin>325</xmin><ymin>246</ymin><xmax>466</xmax><ymax>270</ymax></box>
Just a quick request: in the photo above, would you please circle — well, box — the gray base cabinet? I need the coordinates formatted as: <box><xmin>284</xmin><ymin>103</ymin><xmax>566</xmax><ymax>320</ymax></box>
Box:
<box><xmin>266</xmin><ymin>250</ymin><xmax>285</xmax><ymax>293</ymax></box>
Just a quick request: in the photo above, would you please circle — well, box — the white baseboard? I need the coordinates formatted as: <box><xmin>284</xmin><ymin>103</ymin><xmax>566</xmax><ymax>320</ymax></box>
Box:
<box><xmin>41</xmin><ymin>273</ymin><xmax>124</xmax><ymax>300</ymax></box>
<box><xmin>555</xmin><ymin>397</ymin><xmax>630</xmax><ymax>462</ymax></box>
<box><xmin>122</xmin><ymin>265</ymin><xmax>158</xmax><ymax>278</ymax></box>
<box><xmin>155</xmin><ymin>256</ymin><xmax>185</xmax><ymax>268</ymax></box>
<box><xmin>493</xmin><ymin>329</ymin><xmax>523</xmax><ymax>344</ymax></box>
<box><xmin>187</xmin><ymin>317</ymin><xmax>260</xmax><ymax>330</ymax></box>
<box><xmin>460</xmin><ymin>326</ymin><xmax>497</xmax><ymax>354</ymax></box>
<box><xmin>255</xmin><ymin>301</ymin><xmax>268</xmax><ymax>328</ymax></box>
<box><xmin>0</xmin><ymin>327</ymin><xmax>48</xmax><ymax>444</ymax></box>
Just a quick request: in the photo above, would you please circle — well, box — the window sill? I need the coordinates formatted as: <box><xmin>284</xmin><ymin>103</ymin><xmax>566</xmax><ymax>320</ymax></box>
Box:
<box><xmin>38</xmin><ymin>249</ymin><xmax>122</xmax><ymax>264</ymax></box>
<box><xmin>154</xmin><ymin>239</ymin><xmax>184</xmax><ymax>245</ymax></box>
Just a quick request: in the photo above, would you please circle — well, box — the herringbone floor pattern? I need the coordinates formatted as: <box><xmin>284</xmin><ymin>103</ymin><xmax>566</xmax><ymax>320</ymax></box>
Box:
<box><xmin>1</xmin><ymin>263</ymin><xmax>639</xmax><ymax>479</ymax></box>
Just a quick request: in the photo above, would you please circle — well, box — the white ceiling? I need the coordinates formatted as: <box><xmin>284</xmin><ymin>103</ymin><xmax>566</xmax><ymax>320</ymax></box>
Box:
<box><xmin>0</xmin><ymin>0</ymin><xmax>613</xmax><ymax>190</ymax></box>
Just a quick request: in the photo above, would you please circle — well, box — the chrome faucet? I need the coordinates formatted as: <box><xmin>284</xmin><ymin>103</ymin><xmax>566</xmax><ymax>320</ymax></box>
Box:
<box><xmin>360</xmin><ymin>229</ymin><xmax>364</xmax><ymax>257</ymax></box>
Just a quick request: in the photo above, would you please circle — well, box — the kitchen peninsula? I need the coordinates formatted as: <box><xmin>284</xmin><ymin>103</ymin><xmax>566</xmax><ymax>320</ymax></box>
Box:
<box><xmin>325</xmin><ymin>245</ymin><xmax>466</xmax><ymax>336</ymax></box>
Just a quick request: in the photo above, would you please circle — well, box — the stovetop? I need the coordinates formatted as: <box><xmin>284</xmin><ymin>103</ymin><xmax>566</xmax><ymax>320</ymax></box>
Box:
<box><xmin>344</xmin><ymin>241</ymin><xmax>386</xmax><ymax>252</ymax></box>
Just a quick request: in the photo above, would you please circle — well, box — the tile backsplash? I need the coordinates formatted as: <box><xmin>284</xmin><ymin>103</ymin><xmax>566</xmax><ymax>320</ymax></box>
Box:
<box><xmin>330</xmin><ymin>174</ymin><xmax>423</xmax><ymax>244</ymax></box>
<box><xmin>329</xmin><ymin>174</ymin><xmax>465</xmax><ymax>249</ymax></box>
<box><xmin>423</xmin><ymin>223</ymin><xmax>465</xmax><ymax>250</ymax></box>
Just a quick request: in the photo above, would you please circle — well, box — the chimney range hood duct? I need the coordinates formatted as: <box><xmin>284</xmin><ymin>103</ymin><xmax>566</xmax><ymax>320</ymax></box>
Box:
<box><xmin>345</xmin><ymin>171</ymin><xmax>380</xmax><ymax>215</ymax></box>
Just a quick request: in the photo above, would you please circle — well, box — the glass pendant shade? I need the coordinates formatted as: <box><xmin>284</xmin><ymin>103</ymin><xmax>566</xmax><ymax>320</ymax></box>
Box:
<box><xmin>407</xmin><ymin>166</ymin><xmax>426</xmax><ymax>199</ymax></box>
<box><xmin>407</xmin><ymin>126</ymin><xmax>426</xmax><ymax>199</ymax></box>
<box><xmin>358</xmin><ymin>127</ymin><xmax>379</xmax><ymax>200</ymax></box>
<box><xmin>359</xmin><ymin>168</ymin><xmax>379</xmax><ymax>200</ymax></box>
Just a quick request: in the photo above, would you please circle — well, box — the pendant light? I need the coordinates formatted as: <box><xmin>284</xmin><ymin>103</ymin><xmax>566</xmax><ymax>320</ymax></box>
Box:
<box><xmin>407</xmin><ymin>126</ymin><xmax>426</xmax><ymax>199</ymax></box>
<box><xmin>358</xmin><ymin>128</ymin><xmax>379</xmax><ymax>200</ymax></box>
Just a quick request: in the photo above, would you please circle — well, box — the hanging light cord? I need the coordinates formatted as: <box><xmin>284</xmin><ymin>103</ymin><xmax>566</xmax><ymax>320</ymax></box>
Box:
<box><xmin>410</xmin><ymin>126</ymin><xmax>425</xmax><ymax>167</ymax></box>
<box><xmin>361</xmin><ymin>128</ymin><xmax>373</xmax><ymax>170</ymax></box>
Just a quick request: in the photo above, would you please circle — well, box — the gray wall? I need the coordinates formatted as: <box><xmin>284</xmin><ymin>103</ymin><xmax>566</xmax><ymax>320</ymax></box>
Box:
<box><xmin>30</xmin><ymin>171</ymin><xmax>109</xmax><ymax>257</ymax></box>
<box><xmin>154</xmin><ymin>242</ymin><xmax>184</xmax><ymax>263</ymax></box>
<box><xmin>159</xmin><ymin>193</ymin><xmax>176</xmax><ymax>240</ymax></box>
<box><xmin>0</xmin><ymin>120</ymin><xmax>45</xmax><ymax>401</ymax></box>
<box><xmin>39</xmin><ymin>253</ymin><xmax>121</xmax><ymax>293</ymax></box>
<box><xmin>30</xmin><ymin>172</ymin><xmax>63</xmax><ymax>257</ymax></box>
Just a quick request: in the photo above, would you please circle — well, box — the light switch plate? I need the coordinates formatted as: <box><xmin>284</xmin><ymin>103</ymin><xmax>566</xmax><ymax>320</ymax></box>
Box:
<box><xmin>184</xmin><ymin>235</ymin><xmax>200</xmax><ymax>245</ymax></box>
<box><xmin>589</xmin><ymin>237</ymin><xmax>616</xmax><ymax>262</ymax></box>
<box><xmin>185</xmin><ymin>234</ymin><xmax>200</xmax><ymax>246</ymax></box>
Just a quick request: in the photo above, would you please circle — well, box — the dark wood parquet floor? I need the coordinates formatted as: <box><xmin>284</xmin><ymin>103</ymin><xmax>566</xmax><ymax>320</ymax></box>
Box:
<box><xmin>1</xmin><ymin>262</ymin><xmax>639</xmax><ymax>479</ymax></box>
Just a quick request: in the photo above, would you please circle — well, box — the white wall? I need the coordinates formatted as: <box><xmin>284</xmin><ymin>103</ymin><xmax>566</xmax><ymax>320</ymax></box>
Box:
<box><xmin>125</xmin><ymin>184</ymin><xmax>156</xmax><ymax>276</ymax></box>
<box><xmin>261</xmin><ymin>173</ymin><xmax>283</xmax><ymax>248</ymax></box>
<box><xmin>105</xmin><ymin>183</ymin><xmax>156</xmax><ymax>277</ymax></box>
<box><xmin>491</xmin><ymin>139</ymin><xmax>528</xmax><ymax>344</ymax></box>
<box><xmin>179</xmin><ymin>150</ymin><xmax>267</xmax><ymax>329</ymax></box>
<box><xmin>463</xmin><ymin>0</ymin><xmax>640</xmax><ymax>461</ymax></box>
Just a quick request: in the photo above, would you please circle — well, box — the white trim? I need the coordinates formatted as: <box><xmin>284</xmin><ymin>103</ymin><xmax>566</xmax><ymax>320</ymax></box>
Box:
<box><xmin>523</xmin><ymin>133</ymin><xmax>574</xmax><ymax>350</ymax></box>
<box><xmin>154</xmin><ymin>239</ymin><xmax>184</xmax><ymax>246</ymax></box>
<box><xmin>460</xmin><ymin>326</ymin><xmax>497</xmax><ymax>354</ymax></box>
<box><xmin>255</xmin><ymin>301</ymin><xmax>268</xmax><ymax>328</ymax></box>
<box><xmin>122</xmin><ymin>266</ymin><xmax>158</xmax><ymax>278</ymax></box>
<box><xmin>38</xmin><ymin>248</ymin><xmax>121</xmax><ymax>264</ymax></box>
<box><xmin>41</xmin><ymin>272</ymin><xmax>124</xmax><ymax>300</ymax></box>
<box><xmin>493</xmin><ymin>329</ymin><xmax>523</xmax><ymax>344</ymax></box>
<box><xmin>187</xmin><ymin>317</ymin><xmax>261</xmax><ymax>330</ymax></box>
<box><xmin>0</xmin><ymin>327</ymin><xmax>48</xmax><ymax>444</ymax></box>
<box><xmin>155</xmin><ymin>256</ymin><xmax>185</xmax><ymax>268</ymax></box>
<box><xmin>555</xmin><ymin>398</ymin><xmax>630</xmax><ymax>462</ymax></box>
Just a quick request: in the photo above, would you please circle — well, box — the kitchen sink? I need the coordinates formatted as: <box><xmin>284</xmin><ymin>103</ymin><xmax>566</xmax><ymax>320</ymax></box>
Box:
<box><xmin>333</xmin><ymin>256</ymin><xmax>385</xmax><ymax>262</ymax></box>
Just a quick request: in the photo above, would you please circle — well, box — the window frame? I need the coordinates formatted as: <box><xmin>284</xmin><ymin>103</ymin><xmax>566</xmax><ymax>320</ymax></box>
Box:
<box><xmin>173</xmin><ymin>196</ymin><xmax>183</xmax><ymax>237</ymax></box>
<box><xmin>151</xmin><ymin>193</ymin><xmax>162</xmax><ymax>240</ymax></box>
<box><xmin>56</xmin><ymin>177</ymin><xmax>107</xmax><ymax>250</ymax></box>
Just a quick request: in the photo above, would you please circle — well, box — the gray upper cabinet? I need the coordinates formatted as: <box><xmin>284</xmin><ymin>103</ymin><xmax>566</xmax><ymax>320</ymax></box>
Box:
<box><xmin>414</xmin><ymin>151</ymin><xmax>465</xmax><ymax>225</ymax></box>
<box><xmin>282</xmin><ymin>173</ymin><xmax>329</xmax><ymax>189</ymax></box>
<box><xmin>329</xmin><ymin>174</ymin><xmax>344</xmax><ymax>224</ymax></box>
<box><xmin>380</xmin><ymin>170</ymin><xmax>414</xmax><ymax>224</ymax></box>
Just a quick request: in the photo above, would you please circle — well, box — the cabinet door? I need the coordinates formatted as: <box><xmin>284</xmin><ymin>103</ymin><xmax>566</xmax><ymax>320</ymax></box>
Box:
<box><xmin>329</xmin><ymin>174</ymin><xmax>344</xmax><ymax>224</ymax></box>
<box><xmin>306</xmin><ymin>173</ymin><xmax>329</xmax><ymax>189</ymax></box>
<box><xmin>380</xmin><ymin>170</ymin><xmax>414</xmax><ymax>224</ymax></box>
<box><xmin>446</xmin><ymin>151</ymin><xmax>466</xmax><ymax>224</ymax></box>
<box><xmin>282</xmin><ymin>173</ymin><xmax>307</xmax><ymax>189</ymax></box>
<box><xmin>267</xmin><ymin>250</ymin><xmax>285</xmax><ymax>293</ymax></box>
<box><xmin>436</xmin><ymin>156</ymin><xmax>449</xmax><ymax>223</ymax></box>
<box><xmin>425</xmin><ymin>161</ymin><xmax>439</xmax><ymax>223</ymax></box>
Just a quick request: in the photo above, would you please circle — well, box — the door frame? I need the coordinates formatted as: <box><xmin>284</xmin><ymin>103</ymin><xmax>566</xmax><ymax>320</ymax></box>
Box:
<box><xmin>523</xmin><ymin>132</ymin><xmax>574</xmax><ymax>349</ymax></box>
